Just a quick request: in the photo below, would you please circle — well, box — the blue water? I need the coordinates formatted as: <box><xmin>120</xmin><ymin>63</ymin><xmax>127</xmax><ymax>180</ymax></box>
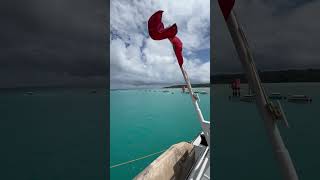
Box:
<box><xmin>110</xmin><ymin>88</ymin><xmax>210</xmax><ymax>179</ymax></box>
<box><xmin>213</xmin><ymin>83</ymin><xmax>320</xmax><ymax>179</ymax></box>
<box><xmin>111</xmin><ymin>83</ymin><xmax>320</xmax><ymax>180</ymax></box>
<box><xmin>1</xmin><ymin>83</ymin><xmax>318</xmax><ymax>179</ymax></box>
<box><xmin>0</xmin><ymin>88</ymin><xmax>107</xmax><ymax>179</ymax></box>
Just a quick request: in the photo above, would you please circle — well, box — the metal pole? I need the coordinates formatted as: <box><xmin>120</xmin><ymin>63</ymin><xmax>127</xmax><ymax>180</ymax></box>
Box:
<box><xmin>179</xmin><ymin>65</ymin><xmax>210</xmax><ymax>146</ymax></box>
<box><xmin>225</xmin><ymin>11</ymin><xmax>298</xmax><ymax>180</ymax></box>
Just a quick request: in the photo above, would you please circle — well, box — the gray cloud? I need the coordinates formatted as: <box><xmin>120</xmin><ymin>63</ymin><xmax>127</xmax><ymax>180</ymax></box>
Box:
<box><xmin>212</xmin><ymin>0</ymin><xmax>320</xmax><ymax>74</ymax></box>
<box><xmin>0</xmin><ymin>0</ymin><xmax>107</xmax><ymax>88</ymax></box>
<box><xmin>2</xmin><ymin>0</ymin><xmax>318</xmax><ymax>88</ymax></box>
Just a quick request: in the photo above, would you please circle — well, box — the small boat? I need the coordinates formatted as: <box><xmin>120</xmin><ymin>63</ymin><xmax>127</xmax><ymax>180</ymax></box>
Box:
<box><xmin>25</xmin><ymin>92</ymin><xmax>33</xmax><ymax>95</ymax></box>
<box><xmin>269</xmin><ymin>93</ymin><xmax>283</xmax><ymax>99</ymax></box>
<box><xmin>269</xmin><ymin>93</ymin><xmax>284</xmax><ymax>100</ymax></box>
<box><xmin>162</xmin><ymin>90</ymin><xmax>169</xmax><ymax>93</ymax></box>
<box><xmin>199</xmin><ymin>91</ymin><xmax>208</xmax><ymax>95</ymax></box>
<box><xmin>138</xmin><ymin>11</ymin><xmax>211</xmax><ymax>179</ymax></box>
<box><xmin>90</xmin><ymin>90</ymin><xmax>97</xmax><ymax>94</ymax></box>
<box><xmin>288</xmin><ymin>95</ymin><xmax>312</xmax><ymax>103</ymax></box>
<box><xmin>240</xmin><ymin>94</ymin><xmax>256</xmax><ymax>102</ymax></box>
<box><xmin>135</xmin><ymin>132</ymin><xmax>209</xmax><ymax>180</ymax></box>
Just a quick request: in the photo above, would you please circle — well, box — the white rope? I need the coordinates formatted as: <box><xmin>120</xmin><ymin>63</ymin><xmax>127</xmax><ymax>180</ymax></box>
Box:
<box><xmin>110</xmin><ymin>139</ymin><xmax>194</xmax><ymax>169</ymax></box>
<box><xmin>110</xmin><ymin>149</ymin><xmax>166</xmax><ymax>169</ymax></box>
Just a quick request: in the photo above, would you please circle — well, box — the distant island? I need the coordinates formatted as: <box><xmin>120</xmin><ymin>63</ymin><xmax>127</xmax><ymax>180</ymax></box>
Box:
<box><xmin>164</xmin><ymin>83</ymin><xmax>211</xmax><ymax>88</ymax></box>
<box><xmin>213</xmin><ymin>69</ymin><xmax>320</xmax><ymax>83</ymax></box>
<box><xmin>164</xmin><ymin>69</ymin><xmax>320</xmax><ymax>88</ymax></box>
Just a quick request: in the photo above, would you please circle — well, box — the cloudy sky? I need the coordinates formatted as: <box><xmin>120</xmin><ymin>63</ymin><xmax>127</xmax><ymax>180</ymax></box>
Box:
<box><xmin>0</xmin><ymin>0</ymin><xmax>106</xmax><ymax>88</ymax></box>
<box><xmin>1</xmin><ymin>0</ymin><xmax>319</xmax><ymax>88</ymax></box>
<box><xmin>212</xmin><ymin>0</ymin><xmax>320</xmax><ymax>74</ymax></box>
<box><xmin>110</xmin><ymin>0</ymin><xmax>210</xmax><ymax>89</ymax></box>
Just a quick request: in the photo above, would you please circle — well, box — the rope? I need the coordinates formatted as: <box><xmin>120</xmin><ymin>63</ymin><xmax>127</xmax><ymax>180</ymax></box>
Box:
<box><xmin>110</xmin><ymin>139</ymin><xmax>194</xmax><ymax>169</ymax></box>
<box><xmin>110</xmin><ymin>149</ymin><xmax>166</xmax><ymax>169</ymax></box>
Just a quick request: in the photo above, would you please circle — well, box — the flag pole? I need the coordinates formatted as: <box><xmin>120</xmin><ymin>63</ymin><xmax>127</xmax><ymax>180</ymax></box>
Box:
<box><xmin>147</xmin><ymin>10</ymin><xmax>210</xmax><ymax>147</ymax></box>
<box><xmin>218</xmin><ymin>1</ymin><xmax>299</xmax><ymax>179</ymax></box>
<box><xmin>179</xmin><ymin>65</ymin><xmax>210</xmax><ymax>146</ymax></box>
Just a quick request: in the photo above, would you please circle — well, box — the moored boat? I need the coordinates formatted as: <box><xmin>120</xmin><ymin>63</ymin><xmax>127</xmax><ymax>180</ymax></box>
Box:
<box><xmin>136</xmin><ymin>10</ymin><xmax>211</xmax><ymax>180</ymax></box>
<box><xmin>269</xmin><ymin>93</ymin><xmax>284</xmax><ymax>100</ymax></box>
<box><xmin>288</xmin><ymin>95</ymin><xmax>312</xmax><ymax>103</ymax></box>
<box><xmin>199</xmin><ymin>91</ymin><xmax>208</xmax><ymax>95</ymax></box>
<box><xmin>25</xmin><ymin>91</ymin><xmax>33</xmax><ymax>95</ymax></box>
<box><xmin>240</xmin><ymin>94</ymin><xmax>256</xmax><ymax>102</ymax></box>
<box><xmin>134</xmin><ymin>133</ymin><xmax>209</xmax><ymax>180</ymax></box>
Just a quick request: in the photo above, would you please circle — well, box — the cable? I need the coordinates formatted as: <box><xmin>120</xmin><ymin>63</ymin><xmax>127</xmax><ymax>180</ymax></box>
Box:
<box><xmin>110</xmin><ymin>149</ymin><xmax>166</xmax><ymax>169</ymax></box>
<box><xmin>110</xmin><ymin>139</ymin><xmax>194</xmax><ymax>169</ymax></box>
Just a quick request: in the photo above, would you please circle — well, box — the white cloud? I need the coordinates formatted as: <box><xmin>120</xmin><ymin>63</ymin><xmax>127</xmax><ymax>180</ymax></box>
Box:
<box><xmin>110</xmin><ymin>0</ymin><xmax>210</xmax><ymax>89</ymax></box>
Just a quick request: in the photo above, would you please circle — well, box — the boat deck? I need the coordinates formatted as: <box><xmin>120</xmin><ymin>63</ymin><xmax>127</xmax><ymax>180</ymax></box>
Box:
<box><xmin>187</xmin><ymin>133</ymin><xmax>210</xmax><ymax>180</ymax></box>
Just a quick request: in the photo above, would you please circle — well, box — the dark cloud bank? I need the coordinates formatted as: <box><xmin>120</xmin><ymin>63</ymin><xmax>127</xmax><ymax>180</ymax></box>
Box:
<box><xmin>1</xmin><ymin>0</ymin><xmax>319</xmax><ymax>88</ymax></box>
<box><xmin>0</xmin><ymin>0</ymin><xmax>107</xmax><ymax>88</ymax></box>
<box><xmin>212</xmin><ymin>0</ymin><xmax>320</xmax><ymax>74</ymax></box>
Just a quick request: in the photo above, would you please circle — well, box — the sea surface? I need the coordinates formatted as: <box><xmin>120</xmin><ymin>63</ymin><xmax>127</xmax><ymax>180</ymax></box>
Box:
<box><xmin>0</xmin><ymin>88</ymin><xmax>107</xmax><ymax>180</ymax></box>
<box><xmin>0</xmin><ymin>83</ymin><xmax>318</xmax><ymax>180</ymax></box>
<box><xmin>111</xmin><ymin>83</ymin><xmax>320</xmax><ymax>180</ymax></box>
<box><xmin>110</xmin><ymin>88</ymin><xmax>210</xmax><ymax>179</ymax></box>
<box><xmin>213</xmin><ymin>83</ymin><xmax>320</xmax><ymax>180</ymax></box>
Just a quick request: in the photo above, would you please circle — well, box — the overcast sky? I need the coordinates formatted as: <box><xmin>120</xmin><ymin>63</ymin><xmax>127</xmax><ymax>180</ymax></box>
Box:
<box><xmin>212</xmin><ymin>0</ymin><xmax>320</xmax><ymax>74</ymax></box>
<box><xmin>0</xmin><ymin>0</ymin><xmax>106</xmax><ymax>88</ymax></box>
<box><xmin>1</xmin><ymin>0</ymin><xmax>319</xmax><ymax>88</ymax></box>
<box><xmin>110</xmin><ymin>0</ymin><xmax>210</xmax><ymax>89</ymax></box>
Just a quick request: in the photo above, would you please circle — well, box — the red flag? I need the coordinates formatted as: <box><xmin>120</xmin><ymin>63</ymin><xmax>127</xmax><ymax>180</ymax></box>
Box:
<box><xmin>169</xmin><ymin>36</ymin><xmax>183</xmax><ymax>67</ymax></box>
<box><xmin>148</xmin><ymin>10</ymin><xmax>177</xmax><ymax>40</ymax></box>
<box><xmin>218</xmin><ymin>0</ymin><xmax>235</xmax><ymax>20</ymax></box>
<box><xmin>147</xmin><ymin>10</ymin><xmax>184</xmax><ymax>67</ymax></box>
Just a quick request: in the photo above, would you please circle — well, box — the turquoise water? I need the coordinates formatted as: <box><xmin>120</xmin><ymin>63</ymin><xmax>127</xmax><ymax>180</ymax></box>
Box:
<box><xmin>111</xmin><ymin>83</ymin><xmax>320</xmax><ymax>180</ymax></box>
<box><xmin>110</xmin><ymin>88</ymin><xmax>210</xmax><ymax>179</ymax></box>
<box><xmin>1</xmin><ymin>83</ymin><xmax>318</xmax><ymax>179</ymax></box>
<box><xmin>213</xmin><ymin>83</ymin><xmax>320</xmax><ymax>179</ymax></box>
<box><xmin>0</xmin><ymin>88</ymin><xmax>107</xmax><ymax>179</ymax></box>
